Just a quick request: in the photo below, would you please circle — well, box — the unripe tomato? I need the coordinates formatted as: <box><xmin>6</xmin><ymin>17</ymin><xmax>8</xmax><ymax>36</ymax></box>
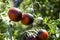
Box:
<box><xmin>8</xmin><ymin>7</ymin><xmax>22</xmax><ymax>22</ymax></box>
<box><xmin>37</xmin><ymin>29</ymin><xmax>48</xmax><ymax>40</ymax></box>
<box><xmin>37</xmin><ymin>17</ymin><xmax>43</xmax><ymax>24</ymax></box>
<box><xmin>37</xmin><ymin>17</ymin><xmax>43</xmax><ymax>21</ymax></box>
<box><xmin>21</xmin><ymin>13</ymin><xmax>34</xmax><ymax>25</ymax></box>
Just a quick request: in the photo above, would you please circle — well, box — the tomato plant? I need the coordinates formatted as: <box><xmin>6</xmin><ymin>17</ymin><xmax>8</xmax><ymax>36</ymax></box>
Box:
<box><xmin>0</xmin><ymin>0</ymin><xmax>60</xmax><ymax>40</ymax></box>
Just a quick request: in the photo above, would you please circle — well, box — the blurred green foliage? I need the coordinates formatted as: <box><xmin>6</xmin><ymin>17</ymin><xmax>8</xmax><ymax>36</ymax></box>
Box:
<box><xmin>0</xmin><ymin>0</ymin><xmax>60</xmax><ymax>40</ymax></box>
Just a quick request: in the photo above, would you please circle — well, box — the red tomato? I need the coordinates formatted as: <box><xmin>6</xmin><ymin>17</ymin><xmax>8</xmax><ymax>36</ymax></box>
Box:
<box><xmin>21</xmin><ymin>14</ymin><xmax>34</xmax><ymax>25</ymax></box>
<box><xmin>37</xmin><ymin>29</ymin><xmax>48</xmax><ymax>40</ymax></box>
<box><xmin>8</xmin><ymin>7</ymin><xmax>22</xmax><ymax>22</ymax></box>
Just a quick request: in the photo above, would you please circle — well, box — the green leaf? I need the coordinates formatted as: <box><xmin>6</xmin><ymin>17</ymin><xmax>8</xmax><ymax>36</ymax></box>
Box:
<box><xmin>46</xmin><ymin>23</ymin><xmax>56</xmax><ymax>34</ymax></box>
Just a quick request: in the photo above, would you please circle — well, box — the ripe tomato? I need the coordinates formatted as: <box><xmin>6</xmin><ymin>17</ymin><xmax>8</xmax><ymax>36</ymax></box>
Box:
<box><xmin>8</xmin><ymin>7</ymin><xmax>22</xmax><ymax>22</ymax></box>
<box><xmin>37</xmin><ymin>29</ymin><xmax>48</xmax><ymax>40</ymax></box>
<box><xmin>21</xmin><ymin>13</ymin><xmax>34</xmax><ymax>25</ymax></box>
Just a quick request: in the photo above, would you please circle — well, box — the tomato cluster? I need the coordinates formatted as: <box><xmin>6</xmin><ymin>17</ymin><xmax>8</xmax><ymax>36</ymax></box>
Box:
<box><xmin>8</xmin><ymin>7</ymin><xmax>48</xmax><ymax>40</ymax></box>
<box><xmin>8</xmin><ymin>7</ymin><xmax>34</xmax><ymax>25</ymax></box>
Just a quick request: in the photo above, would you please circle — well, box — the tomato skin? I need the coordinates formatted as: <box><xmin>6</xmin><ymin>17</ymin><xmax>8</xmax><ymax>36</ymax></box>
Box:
<box><xmin>21</xmin><ymin>14</ymin><xmax>34</xmax><ymax>25</ymax></box>
<box><xmin>8</xmin><ymin>7</ymin><xmax>22</xmax><ymax>22</ymax></box>
<box><xmin>37</xmin><ymin>29</ymin><xmax>48</xmax><ymax>40</ymax></box>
